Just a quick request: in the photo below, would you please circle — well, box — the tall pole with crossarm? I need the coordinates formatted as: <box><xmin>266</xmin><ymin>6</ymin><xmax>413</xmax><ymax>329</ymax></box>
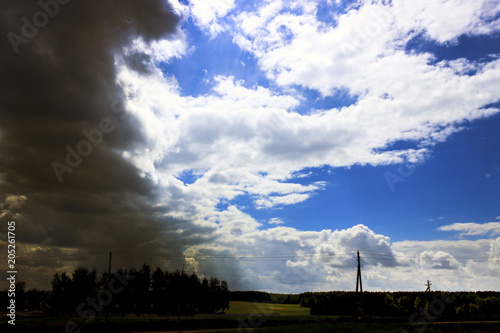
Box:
<box><xmin>356</xmin><ymin>250</ymin><xmax>363</xmax><ymax>293</ymax></box>
<box><xmin>105</xmin><ymin>252</ymin><xmax>112</xmax><ymax>322</ymax></box>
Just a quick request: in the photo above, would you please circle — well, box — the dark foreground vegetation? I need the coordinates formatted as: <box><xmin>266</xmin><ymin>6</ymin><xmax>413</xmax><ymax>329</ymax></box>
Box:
<box><xmin>2</xmin><ymin>264</ymin><xmax>229</xmax><ymax>316</ymax></box>
<box><xmin>231</xmin><ymin>290</ymin><xmax>500</xmax><ymax>320</ymax></box>
<box><xmin>1</xmin><ymin>265</ymin><xmax>499</xmax><ymax>332</ymax></box>
<box><xmin>2</xmin><ymin>312</ymin><xmax>500</xmax><ymax>333</ymax></box>
<box><xmin>302</xmin><ymin>290</ymin><xmax>500</xmax><ymax>319</ymax></box>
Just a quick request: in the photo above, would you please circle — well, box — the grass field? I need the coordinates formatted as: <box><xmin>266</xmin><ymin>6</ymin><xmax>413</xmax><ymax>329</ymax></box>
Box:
<box><xmin>2</xmin><ymin>302</ymin><xmax>499</xmax><ymax>332</ymax></box>
<box><xmin>204</xmin><ymin>322</ymin><xmax>500</xmax><ymax>333</ymax></box>
<box><xmin>226</xmin><ymin>301</ymin><xmax>310</xmax><ymax>316</ymax></box>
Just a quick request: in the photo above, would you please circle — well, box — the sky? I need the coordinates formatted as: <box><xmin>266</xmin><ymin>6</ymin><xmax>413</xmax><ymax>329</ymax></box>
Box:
<box><xmin>0</xmin><ymin>0</ymin><xmax>500</xmax><ymax>293</ymax></box>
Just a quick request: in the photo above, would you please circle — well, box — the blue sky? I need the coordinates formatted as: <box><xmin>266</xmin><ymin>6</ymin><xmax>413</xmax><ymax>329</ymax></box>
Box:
<box><xmin>236</xmin><ymin>111</ymin><xmax>500</xmax><ymax>242</ymax></box>
<box><xmin>2</xmin><ymin>0</ymin><xmax>500</xmax><ymax>292</ymax></box>
<box><xmin>160</xmin><ymin>1</ymin><xmax>500</xmax><ymax>245</ymax></box>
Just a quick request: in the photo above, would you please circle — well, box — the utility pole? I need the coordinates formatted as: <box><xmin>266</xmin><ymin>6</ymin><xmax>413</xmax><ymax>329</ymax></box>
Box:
<box><xmin>425</xmin><ymin>280</ymin><xmax>432</xmax><ymax>292</ymax></box>
<box><xmin>356</xmin><ymin>250</ymin><xmax>363</xmax><ymax>293</ymax></box>
<box><xmin>106</xmin><ymin>252</ymin><xmax>112</xmax><ymax>322</ymax></box>
<box><xmin>108</xmin><ymin>252</ymin><xmax>112</xmax><ymax>277</ymax></box>
<box><xmin>179</xmin><ymin>264</ymin><xmax>185</xmax><ymax>332</ymax></box>
<box><xmin>355</xmin><ymin>250</ymin><xmax>364</xmax><ymax>319</ymax></box>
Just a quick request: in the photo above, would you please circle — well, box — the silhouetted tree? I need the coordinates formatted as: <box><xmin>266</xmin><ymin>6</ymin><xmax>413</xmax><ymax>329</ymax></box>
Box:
<box><xmin>47</xmin><ymin>265</ymin><xmax>230</xmax><ymax>316</ymax></box>
<box><xmin>50</xmin><ymin>272</ymin><xmax>71</xmax><ymax>314</ymax></box>
<box><xmin>151</xmin><ymin>267</ymin><xmax>167</xmax><ymax>314</ymax></box>
<box><xmin>72</xmin><ymin>267</ymin><xmax>98</xmax><ymax>308</ymax></box>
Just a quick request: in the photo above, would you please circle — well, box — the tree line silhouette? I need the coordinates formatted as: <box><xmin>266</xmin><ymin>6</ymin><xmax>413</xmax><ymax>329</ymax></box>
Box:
<box><xmin>11</xmin><ymin>264</ymin><xmax>230</xmax><ymax>316</ymax></box>
<box><xmin>301</xmin><ymin>291</ymin><xmax>500</xmax><ymax>319</ymax></box>
<box><xmin>3</xmin><ymin>268</ymin><xmax>500</xmax><ymax>322</ymax></box>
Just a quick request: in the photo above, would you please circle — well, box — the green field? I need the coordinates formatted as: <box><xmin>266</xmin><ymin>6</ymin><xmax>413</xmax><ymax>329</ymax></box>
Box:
<box><xmin>226</xmin><ymin>301</ymin><xmax>310</xmax><ymax>316</ymax></box>
<box><xmin>3</xmin><ymin>302</ymin><xmax>500</xmax><ymax>332</ymax></box>
<box><xmin>204</xmin><ymin>322</ymin><xmax>500</xmax><ymax>333</ymax></box>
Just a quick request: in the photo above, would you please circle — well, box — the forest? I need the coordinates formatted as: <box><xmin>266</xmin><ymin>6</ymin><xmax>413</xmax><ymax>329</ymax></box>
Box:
<box><xmin>2</xmin><ymin>264</ymin><xmax>230</xmax><ymax>316</ymax></box>
<box><xmin>2</xmin><ymin>265</ymin><xmax>500</xmax><ymax>321</ymax></box>
<box><xmin>302</xmin><ymin>290</ymin><xmax>500</xmax><ymax>319</ymax></box>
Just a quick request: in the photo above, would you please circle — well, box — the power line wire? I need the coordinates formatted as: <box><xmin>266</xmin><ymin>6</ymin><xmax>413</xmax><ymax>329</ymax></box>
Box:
<box><xmin>15</xmin><ymin>250</ymin><xmax>494</xmax><ymax>262</ymax></box>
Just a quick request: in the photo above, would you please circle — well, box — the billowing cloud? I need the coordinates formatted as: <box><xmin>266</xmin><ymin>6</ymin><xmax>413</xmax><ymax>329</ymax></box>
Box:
<box><xmin>393</xmin><ymin>238</ymin><xmax>498</xmax><ymax>291</ymax></box>
<box><xmin>392</xmin><ymin>0</ymin><xmax>500</xmax><ymax>43</ymax></box>
<box><xmin>1</xmin><ymin>0</ymin><xmax>499</xmax><ymax>293</ymax></box>
<box><xmin>182</xmin><ymin>224</ymin><xmax>413</xmax><ymax>292</ymax></box>
<box><xmin>108</xmin><ymin>0</ymin><xmax>500</xmax><ymax>233</ymax></box>
<box><xmin>419</xmin><ymin>251</ymin><xmax>460</xmax><ymax>270</ymax></box>
<box><xmin>490</xmin><ymin>237</ymin><xmax>500</xmax><ymax>269</ymax></box>
<box><xmin>0</xmin><ymin>0</ymin><xmax>187</xmax><ymax>289</ymax></box>
<box><xmin>188</xmin><ymin>0</ymin><xmax>235</xmax><ymax>36</ymax></box>
<box><xmin>179</xmin><ymin>224</ymin><xmax>500</xmax><ymax>292</ymax></box>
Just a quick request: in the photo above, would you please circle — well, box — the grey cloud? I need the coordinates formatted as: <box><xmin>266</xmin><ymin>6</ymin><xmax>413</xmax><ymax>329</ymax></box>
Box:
<box><xmin>419</xmin><ymin>251</ymin><xmax>460</xmax><ymax>270</ymax></box>
<box><xmin>0</xmin><ymin>0</ymin><xmax>194</xmax><ymax>289</ymax></box>
<box><xmin>123</xmin><ymin>51</ymin><xmax>154</xmax><ymax>74</ymax></box>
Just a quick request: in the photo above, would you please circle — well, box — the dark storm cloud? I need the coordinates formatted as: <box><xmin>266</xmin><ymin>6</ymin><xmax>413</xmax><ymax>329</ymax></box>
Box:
<box><xmin>0</xmin><ymin>0</ymin><xmax>192</xmax><ymax>289</ymax></box>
